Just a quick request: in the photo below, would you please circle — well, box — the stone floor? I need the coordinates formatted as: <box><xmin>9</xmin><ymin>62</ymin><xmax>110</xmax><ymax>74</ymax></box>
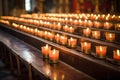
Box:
<box><xmin>0</xmin><ymin>60</ymin><xmax>18</xmax><ymax>80</ymax></box>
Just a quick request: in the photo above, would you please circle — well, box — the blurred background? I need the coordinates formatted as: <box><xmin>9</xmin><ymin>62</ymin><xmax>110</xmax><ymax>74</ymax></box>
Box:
<box><xmin>0</xmin><ymin>0</ymin><xmax>120</xmax><ymax>16</ymax></box>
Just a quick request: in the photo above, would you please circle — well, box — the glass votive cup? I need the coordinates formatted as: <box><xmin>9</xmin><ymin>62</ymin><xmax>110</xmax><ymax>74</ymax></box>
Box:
<box><xmin>105</xmin><ymin>32</ymin><xmax>115</xmax><ymax>42</ymax></box>
<box><xmin>96</xmin><ymin>46</ymin><xmax>107</xmax><ymax>59</ymax></box>
<box><xmin>92</xmin><ymin>30</ymin><xmax>100</xmax><ymax>39</ymax></box>
<box><xmin>49</xmin><ymin>49</ymin><xmax>59</xmax><ymax>64</ymax></box>
<box><xmin>41</xmin><ymin>44</ymin><xmax>51</xmax><ymax>59</ymax></box>
<box><xmin>113</xmin><ymin>49</ymin><xmax>120</xmax><ymax>65</ymax></box>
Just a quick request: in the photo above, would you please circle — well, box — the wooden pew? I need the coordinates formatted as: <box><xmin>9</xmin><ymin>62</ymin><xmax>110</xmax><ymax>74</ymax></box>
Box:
<box><xmin>0</xmin><ymin>30</ymin><xmax>94</xmax><ymax>80</ymax></box>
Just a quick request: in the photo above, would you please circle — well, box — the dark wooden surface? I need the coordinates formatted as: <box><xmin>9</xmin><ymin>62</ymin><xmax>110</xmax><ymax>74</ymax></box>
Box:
<box><xmin>0</xmin><ymin>29</ymin><xmax>94</xmax><ymax>80</ymax></box>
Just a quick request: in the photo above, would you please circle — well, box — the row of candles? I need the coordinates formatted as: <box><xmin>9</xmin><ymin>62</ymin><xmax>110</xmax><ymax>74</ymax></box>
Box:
<box><xmin>10</xmin><ymin>22</ymin><xmax>120</xmax><ymax>64</ymax></box>
<box><xmin>0</xmin><ymin>17</ymin><xmax>116</xmax><ymax>42</ymax></box>
<box><xmin>41</xmin><ymin>43</ymin><xmax>120</xmax><ymax>65</ymax></box>
<box><xmin>20</xmin><ymin>13</ymin><xmax>120</xmax><ymax>21</ymax></box>
<box><xmin>0</xmin><ymin>19</ymin><xmax>10</xmax><ymax>26</ymax></box>
<box><xmin>0</xmin><ymin>20</ymin><xmax>120</xmax><ymax>65</ymax></box>
<box><xmin>12</xmin><ymin>22</ymin><xmax>116</xmax><ymax>42</ymax></box>
<box><xmin>1</xmin><ymin>16</ymin><xmax>120</xmax><ymax>30</ymax></box>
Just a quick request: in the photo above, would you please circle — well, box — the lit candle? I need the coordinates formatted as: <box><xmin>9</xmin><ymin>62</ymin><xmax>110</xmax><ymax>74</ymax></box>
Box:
<box><xmin>78</xmin><ymin>19</ymin><xmax>83</xmax><ymax>26</ymax></box>
<box><xmin>44</xmin><ymin>31</ymin><xmax>48</xmax><ymax>39</ymax></box>
<box><xmin>83</xmin><ymin>28</ymin><xmax>91</xmax><ymax>37</ymax></box>
<box><xmin>104</xmin><ymin>22</ymin><xmax>113</xmax><ymax>29</ymax></box>
<box><xmin>81</xmin><ymin>42</ymin><xmax>91</xmax><ymax>54</ymax></box>
<box><xmin>105</xmin><ymin>32</ymin><xmax>115</xmax><ymax>42</ymax></box>
<box><xmin>68</xmin><ymin>26</ymin><xmax>75</xmax><ymax>33</ymax></box>
<box><xmin>55</xmin><ymin>34</ymin><xmax>60</xmax><ymax>43</ymax></box>
<box><xmin>94</xmin><ymin>21</ymin><xmax>102</xmax><ymax>28</ymax></box>
<box><xmin>60</xmin><ymin>35</ymin><xmax>67</xmax><ymax>45</ymax></box>
<box><xmin>49</xmin><ymin>49</ymin><xmax>59</xmax><ymax>63</ymax></box>
<box><xmin>41</xmin><ymin>44</ymin><xmax>51</xmax><ymax>59</ymax></box>
<box><xmin>68</xmin><ymin>37</ymin><xmax>77</xmax><ymax>48</ymax></box>
<box><xmin>92</xmin><ymin>31</ymin><xmax>100</xmax><ymax>39</ymax></box>
<box><xmin>115</xmin><ymin>23</ymin><xmax>120</xmax><ymax>30</ymax></box>
<box><xmin>113</xmin><ymin>49</ymin><xmax>120</xmax><ymax>65</ymax></box>
<box><xmin>96</xmin><ymin>46</ymin><xmax>107</xmax><ymax>58</ymax></box>
<box><xmin>30</xmin><ymin>28</ymin><xmax>34</xmax><ymax>34</ymax></box>
<box><xmin>87</xmin><ymin>20</ymin><xmax>93</xmax><ymax>27</ymax></box>
<box><xmin>23</xmin><ymin>26</ymin><xmax>27</xmax><ymax>32</ymax></box>
<box><xmin>38</xmin><ymin>30</ymin><xmax>43</xmax><ymax>38</ymax></box>
<box><xmin>83</xmin><ymin>20</ymin><xmax>87</xmax><ymax>27</ymax></box>
<box><xmin>26</xmin><ymin>27</ymin><xmax>30</xmax><ymax>33</ymax></box>
<box><xmin>34</xmin><ymin>28</ymin><xmax>38</xmax><ymax>35</ymax></box>
<box><xmin>63</xmin><ymin>25</ymin><xmax>69</xmax><ymax>32</ymax></box>
<box><xmin>56</xmin><ymin>23</ymin><xmax>62</xmax><ymax>30</ymax></box>
<box><xmin>48</xmin><ymin>32</ymin><xmax>54</xmax><ymax>41</ymax></box>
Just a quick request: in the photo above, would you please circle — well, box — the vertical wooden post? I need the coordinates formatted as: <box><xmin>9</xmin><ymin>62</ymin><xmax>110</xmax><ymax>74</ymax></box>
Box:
<box><xmin>9</xmin><ymin>51</ymin><xmax>14</xmax><ymax>74</ymax></box>
<box><xmin>28</xmin><ymin>63</ymin><xmax>32</xmax><ymax>80</ymax></box>
<box><xmin>16</xmin><ymin>55</ymin><xmax>21</xmax><ymax>77</ymax></box>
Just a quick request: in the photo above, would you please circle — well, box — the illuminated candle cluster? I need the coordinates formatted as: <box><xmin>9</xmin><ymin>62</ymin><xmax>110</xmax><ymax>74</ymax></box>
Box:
<box><xmin>41</xmin><ymin>44</ymin><xmax>59</xmax><ymax>63</ymax></box>
<box><xmin>63</xmin><ymin>25</ymin><xmax>75</xmax><ymax>33</ymax></box>
<box><xmin>1</xmin><ymin>14</ymin><xmax>120</xmax><ymax>65</ymax></box>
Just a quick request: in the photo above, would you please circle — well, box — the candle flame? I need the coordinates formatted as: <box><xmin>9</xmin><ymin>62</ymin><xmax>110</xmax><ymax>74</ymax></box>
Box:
<box><xmin>70</xmin><ymin>37</ymin><xmax>73</xmax><ymax>41</ymax></box>
<box><xmin>86</xmin><ymin>28</ymin><xmax>90</xmax><ymax>32</ymax></box>
<box><xmin>53</xmin><ymin>49</ymin><xmax>56</xmax><ymax>54</ymax></box>
<box><xmin>45</xmin><ymin>44</ymin><xmax>49</xmax><ymax>48</ymax></box>
<box><xmin>109</xmin><ymin>33</ymin><xmax>112</xmax><ymax>38</ymax></box>
<box><xmin>56</xmin><ymin>34</ymin><xmax>59</xmax><ymax>37</ymax></box>
<box><xmin>84</xmin><ymin>42</ymin><xmax>87</xmax><ymax>46</ymax></box>
<box><xmin>117</xmin><ymin>49</ymin><xmax>120</xmax><ymax>56</ymax></box>
<box><xmin>100</xmin><ymin>46</ymin><xmax>103</xmax><ymax>51</ymax></box>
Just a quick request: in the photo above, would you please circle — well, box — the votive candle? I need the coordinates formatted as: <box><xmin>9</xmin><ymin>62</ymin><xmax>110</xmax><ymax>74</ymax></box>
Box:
<box><xmin>83</xmin><ymin>28</ymin><xmax>91</xmax><ymax>37</ymax></box>
<box><xmin>113</xmin><ymin>49</ymin><xmax>120</xmax><ymax>64</ymax></box>
<box><xmin>49</xmin><ymin>49</ymin><xmax>59</xmax><ymax>63</ymax></box>
<box><xmin>105</xmin><ymin>32</ymin><xmax>115</xmax><ymax>42</ymax></box>
<box><xmin>41</xmin><ymin>44</ymin><xmax>51</xmax><ymax>59</ymax></box>
<box><xmin>92</xmin><ymin>30</ymin><xmax>100</xmax><ymax>39</ymax></box>
<box><xmin>96</xmin><ymin>46</ymin><xmax>107</xmax><ymax>58</ymax></box>
<box><xmin>81</xmin><ymin>42</ymin><xmax>91</xmax><ymax>54</ymax></box>
<box><xmin>68</xmin><ymin>37</ymin><xmax>77</xmax><ymax>48</ymax></box>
